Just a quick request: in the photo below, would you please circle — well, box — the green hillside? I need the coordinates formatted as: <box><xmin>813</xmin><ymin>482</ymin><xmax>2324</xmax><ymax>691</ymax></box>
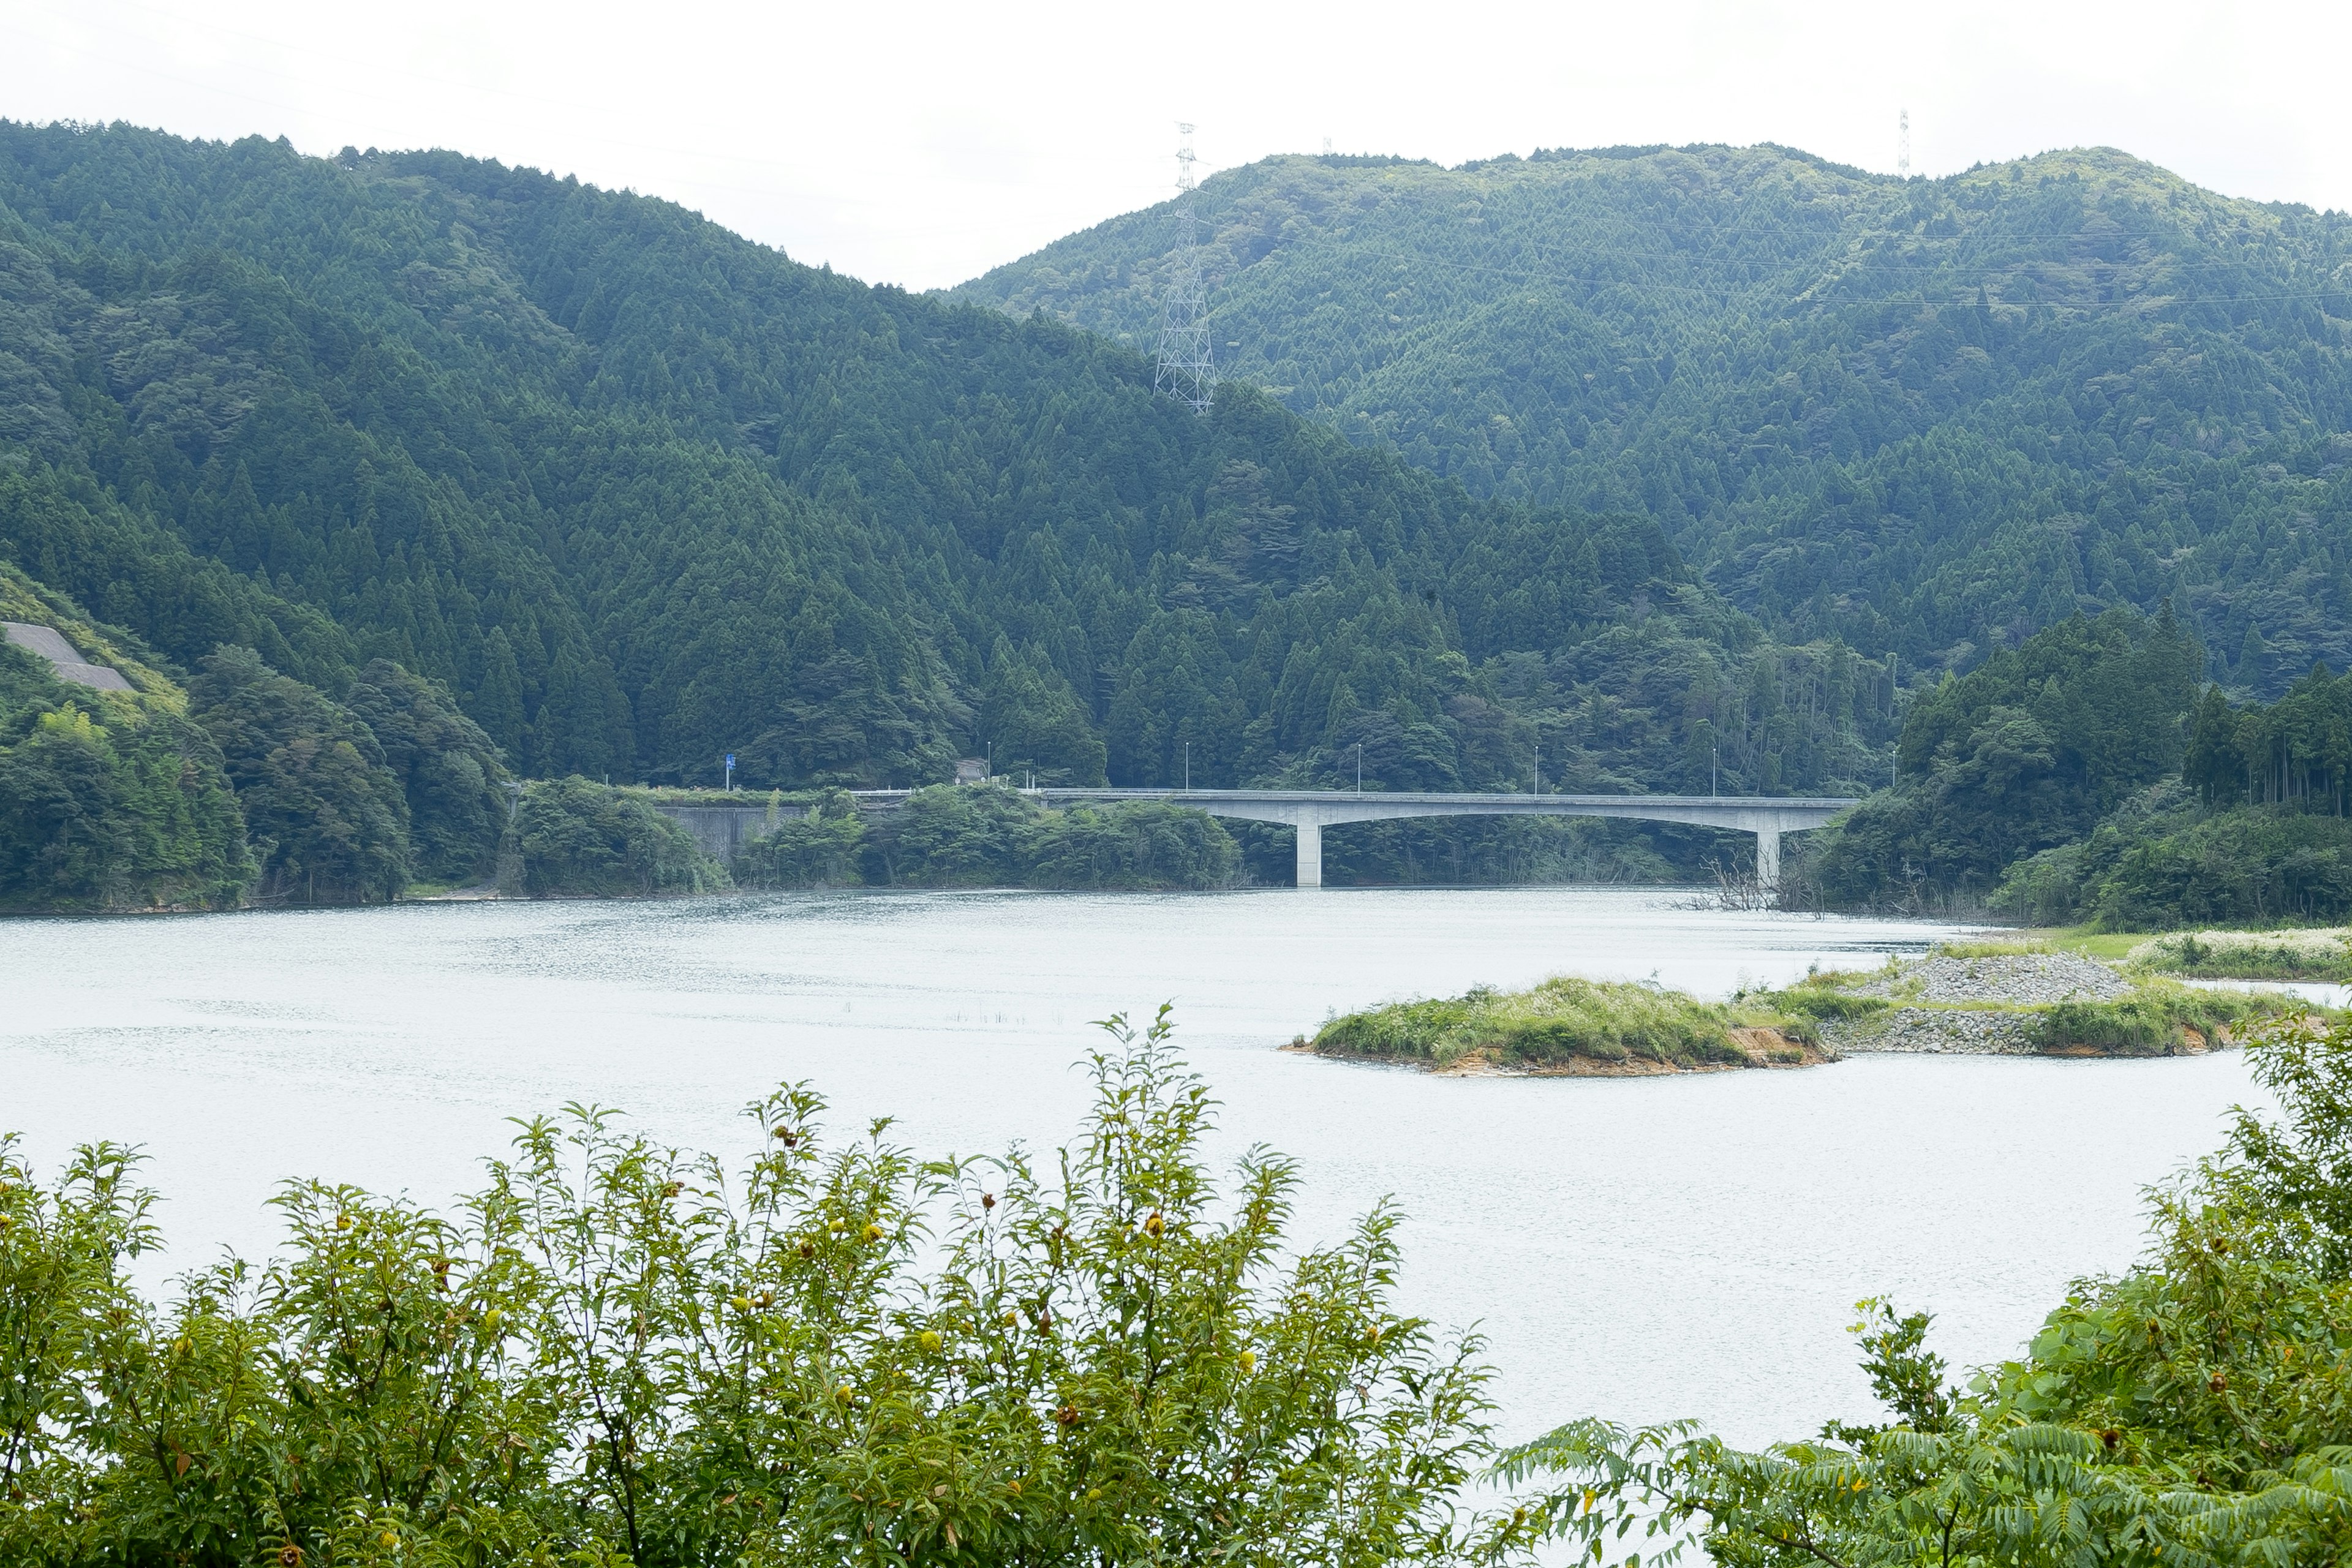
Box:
<box><xmin>0</xmin><ymin>562</ymin><xmax>251</xmax><ymax>911</ymax></box>
<box><xmin>0</xmin><ymin>122</ymin><xmax>1892</xmax><ymax>878</ymax></box>
<box><xmin>957</xmin><ymin>144</ymin><xmax>2352</xmax><ymax>690</ymax></box>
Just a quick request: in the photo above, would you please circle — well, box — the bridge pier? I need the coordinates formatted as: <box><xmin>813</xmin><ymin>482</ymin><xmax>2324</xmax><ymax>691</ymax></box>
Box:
<box><xmin>1295</xmin><ymin>818</ymin><xmax>1322</xmax><ymax>889</ymax></box>
<box><xmin>1754</xmin><ymin>828</ymin><xmax>1781</xmax><ymax>894</ymax></box>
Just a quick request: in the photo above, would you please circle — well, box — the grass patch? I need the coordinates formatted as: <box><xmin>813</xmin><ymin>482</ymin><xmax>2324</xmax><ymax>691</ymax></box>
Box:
<box><xmin>2124</xmin><ymin>929</ymin><xmax>2352</xmax><ymax>982</ymax></box>
<box><xmin>1745</xmin><ymin>963</ymin><xmax>1897</xmax><ymax>1022</ymax></box>
<box><xmin>2032</xmin><ymin>979</ymin><xmax>2312</xmax><ymax>1054</ymax></box>
<box><xmin>1312</xmin><ymin>976</ymin><xmax>1811</xmax><ymax>1070</ymax></box>
<box><xmin>2013</xmin><ymin>929</ymin><xmax>2149</xmax><ymax>961</ymax></box>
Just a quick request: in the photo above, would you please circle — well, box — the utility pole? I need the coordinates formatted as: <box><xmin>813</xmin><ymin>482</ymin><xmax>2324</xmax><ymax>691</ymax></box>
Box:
<box><xmin>1712</xmin><ymin>745</ymin><xmax>1718</xmax><ymax>797</ymax></box>
<box><xmin>1355</xmin><ymin>743</ymin><xmax>1363</xmax><ymax>793</ymax></box>
<box><xmin>724</xmin><ymin>752</ymin><xmax>735</xmax><ymax>792</ymax></box>
<box><xmin>1154</xmin><ymin>124</ymin><xmax>1218</xmax><ymax>413</ymax></box>
<box><xmin>1183</xmin><ymin>740</ymin><xmax>1190</xmax><ymax>793</ymax></box>
<box><xmin>1534</xmin><ymin>740</ymin><xmax>1540</xmax><ymax>796</ymax></box>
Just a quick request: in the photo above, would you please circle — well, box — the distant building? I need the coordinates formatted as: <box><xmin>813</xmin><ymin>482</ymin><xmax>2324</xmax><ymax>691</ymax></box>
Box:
<box><xmin>3</xmin><ymin>622</ymin><xmax>132</xmax><ymax>692</ymax></box>
<box><xmin>954</xmin><ymin>758</ymin><xmax>989</xmax><ymax>785</ymax></box>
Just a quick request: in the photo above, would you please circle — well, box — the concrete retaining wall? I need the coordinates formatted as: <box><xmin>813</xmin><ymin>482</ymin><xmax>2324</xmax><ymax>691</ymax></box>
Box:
<box><xmin>655</xmin><ymin>804</ymin><xmax>804</xmax><ymax>863</ymax></box>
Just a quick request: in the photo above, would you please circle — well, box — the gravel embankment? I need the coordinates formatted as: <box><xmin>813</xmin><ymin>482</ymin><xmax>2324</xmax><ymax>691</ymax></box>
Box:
<box><xmin>1826</xmin><ymin>952</ymin><xmax>2132</xmax><ymax>1057</ymax></box>
<box><xmin>1854</xmin><ymin>953</ymin><xmax>2132</xmax><ymax>1005</ymax></box>
<box><xmin>1823</xmin><ymin>1008</ymin><xmax>2042</xmax><ymax>1056</ymax></box>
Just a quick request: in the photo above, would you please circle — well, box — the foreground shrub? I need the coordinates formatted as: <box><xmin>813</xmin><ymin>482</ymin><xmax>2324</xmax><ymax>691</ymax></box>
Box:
<box><xmin>1505</xmin><ymin>1012</ymin><xmax>2352</xmax><ymax>1566</ymax></box>
<box><xmin>0</xmin><ymin>1012</ymin><xmax>1501</xmax><ymax>1567</ymax></box>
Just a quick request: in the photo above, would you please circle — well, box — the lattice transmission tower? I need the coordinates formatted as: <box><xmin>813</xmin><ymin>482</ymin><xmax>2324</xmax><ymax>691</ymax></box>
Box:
<box><xmin>1898</xmin><ymin>107</ymin><xmax>1910</xmax><ymax>178</ymax></box>
<box><xmin>1153</xmin><ymin>123</ymin><xmax>1218</xmax><ymax>413</ymax></box>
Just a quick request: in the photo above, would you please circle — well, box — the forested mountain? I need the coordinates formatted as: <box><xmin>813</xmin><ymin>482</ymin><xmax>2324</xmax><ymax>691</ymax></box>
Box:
<box><xmin>0</xmin><ymin>120</ymin><xmax>1891</xmax><ymax>831</ymax></box>
<box><xmin>959</xmin><ymin>145</ymin><xmax>2352</xmax><ymax>693</ymax></box>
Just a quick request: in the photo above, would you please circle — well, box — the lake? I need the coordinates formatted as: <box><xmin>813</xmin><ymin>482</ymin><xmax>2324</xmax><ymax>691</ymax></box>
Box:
<box><xmin>0</xmin><ymin>886</ymin><xmax>2264</xmax><ymax>1451</ymax></box>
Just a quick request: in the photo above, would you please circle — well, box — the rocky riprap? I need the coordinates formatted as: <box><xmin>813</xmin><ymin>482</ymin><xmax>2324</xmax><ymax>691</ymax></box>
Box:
<box><xmin>1853</xmin><ymin>953</ymin><xmax>2132</xmax><ymax>1005</ymax></box>
<box><xmin>1824</xmin><ymin>952</ymin><xmax>2139</xmax><ymax>1057</ymax></box>
<box><xmin>1822</xmin><ymin>1008</ymin><xmax>2044</xmax><ymax>1056</ymax></box>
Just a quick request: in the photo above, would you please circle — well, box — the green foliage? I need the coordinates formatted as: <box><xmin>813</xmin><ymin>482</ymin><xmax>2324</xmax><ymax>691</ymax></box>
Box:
<box><xmin>2094</xmin><ymin>811</ymin><xmax>2352</xmax><ymax>929</ymax></box>
<box><xmin>733</xmin><ymin>788</ymin><xmax>867</xmax><ymax>888</ymax></box>
<box><xmin>2130</xmin><ymin>929</ymin><xmax>2352</xmax><ymax>982</ymax></box>
<box><xmin>0</xmin><ymin>1012</ymin><xmax>1502</xmax><ymax>1567</ymax></box>
<box><xmin>1808</xmin><ymin>607</ymin><xmax>2203</xmax><ymax>907</ymax></box>
<box><xmin>977</xmin><ymin>641</ymin><xmax>1106</xmax><ymax>786</ymax></box>
<box><xmin>1312</xmin><ymin>975</ymin><xmax>1809</xmax><ymax>1069</ymax></box>
<box><xmin>1502</xmin><ymin>1012</ymin><xmax>2352</xmax><ymax>1566</ymax></box>
<box><xmin>0</xmin><ymin>567</ymin><xmax>252</xmax><ymax>912</ymax></box>
<box><xmin>1819</xmin><ymin>1297</ymin><xmax>1961</xmax><ymax>1447</ymax></box>
<box><xmin>1023</xmin><ymin>801</ymin><xmax>1240</xmax><ymax>890</ymax></box>
<box><xmin>1997</xmin><ymin>790</ymin><xmax>2352</xmax><ymax>929</ymax></box>
<box><xmin>512</xmin><ymin>776</ymin><xmax>728</xmax><ymax>897</ymax></box>
<box><xmin>2032</xmin><ymin>981</ymin><xmax>2296</xmax><ymax>1053</ymax></box>
<box><xmin>2186</xmin><ymin>662</ymin><xmax>2352</xmax><ymax>810</ymax></box>
<box><xmin>343</xmin><ymin>659</ymin><xmax>508</xmax><ymax>884</ymax></box>
<box><xmin>189</xmin><ymin>646</ymin><xmax>413</xmax><ymax>905</ymax></box>
<box><xmin>740</xmin><ymin>786</ymin><xmax>1241</xmax><ymax>891</ymax></box>
<box><xmin>1988</xmin><ymin>659</ymin><xmax>2352</xmax><ymax>927</ymax></box>
<box><xmin>1762</xmin><ymin>973</ymin><xmax>1894</xmax><ymax>1022</ymax></box>
<box><xmin>0</xmin><ymin>121</ymin><xmax>1887</xmax><ymax>859</ymax></box>
<box><xmin>967</xmin><ymin>146</ymin><xmax>2352</xmax><ymax>685</ymax></box>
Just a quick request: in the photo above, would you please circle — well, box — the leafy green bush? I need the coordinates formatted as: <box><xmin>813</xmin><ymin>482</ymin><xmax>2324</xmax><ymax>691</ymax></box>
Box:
<box><xmin>1314</xmin><ymin>976</ymin><xmax>1805</xmax><ymax>1069</ymax></box>
<box><xmin>514</xmin><ymin>775</ymin><xmax>729</xmax><ymax>896</ymax></box>
<box><xmin>733</xmin><ymin>788</ymin><xmax>867</xmax><ymax>888</ymax></box>
<box><xmin>1504</xmin><ymin>1012</ymin><xmax>2352</xmax><ymax>1566</ymax></box>
<box><xmin>0</xmin><ymin>1012</ymin><xmax>1501</xmax><ymax>1567</ymax></box>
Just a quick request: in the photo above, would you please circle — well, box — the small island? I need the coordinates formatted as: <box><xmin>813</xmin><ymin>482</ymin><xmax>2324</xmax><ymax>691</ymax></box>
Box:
<box><xmin>1291</xmin><ymin>974</ymin><xmax>1834</xmax><ymax>1076</ymax></box>
<box><xmin>1298</xmin><ymin>940</ymin><xmax>2330</xmax><ymax>1076</ymax></box>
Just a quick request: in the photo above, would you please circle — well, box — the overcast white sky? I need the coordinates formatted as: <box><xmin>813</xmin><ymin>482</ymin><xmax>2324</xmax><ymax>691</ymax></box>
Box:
<box><xmin>2</xmin><ymin>0</ymin><xmax>2345</xmax><ymax>291</ymax></box>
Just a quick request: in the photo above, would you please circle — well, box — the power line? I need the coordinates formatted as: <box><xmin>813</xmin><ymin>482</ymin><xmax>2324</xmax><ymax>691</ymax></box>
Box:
<box><xmin>1153</xmin><ymin>123</ymin><xmax>1217</xmax><ymax>414</ymax></box>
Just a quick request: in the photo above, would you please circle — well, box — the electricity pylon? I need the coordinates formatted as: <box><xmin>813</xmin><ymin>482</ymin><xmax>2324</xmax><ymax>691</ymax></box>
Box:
<box><xmin>1153</xmin><ymin>123</ymin><xmax>1218</xmax><ymax>414</ymax></box>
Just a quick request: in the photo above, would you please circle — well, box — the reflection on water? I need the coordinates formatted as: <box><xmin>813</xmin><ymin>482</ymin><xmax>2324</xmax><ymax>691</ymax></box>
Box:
<box><xmin>1</xmin><ymin>886</ymin><xmax>2262</xmax><ymax>1447</ymax></box>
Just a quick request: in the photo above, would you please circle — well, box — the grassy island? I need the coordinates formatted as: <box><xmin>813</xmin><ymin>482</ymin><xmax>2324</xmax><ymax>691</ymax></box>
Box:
<box><xmin>1302</xmin><ymin>976</ymin><xmax>1826</xmax><ymax>1075</ymax></box>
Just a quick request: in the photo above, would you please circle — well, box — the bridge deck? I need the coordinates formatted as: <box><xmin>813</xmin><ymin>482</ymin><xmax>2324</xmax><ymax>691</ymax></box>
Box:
<box><xmin>851</xmin><ymin>786</ymin><xmax>1858</xmax><ymax>889</ymax></box>
<box><xmin>651</xmin><ymin>787</ymin><xmax>1859</xmax><ymax>890</ymax></box>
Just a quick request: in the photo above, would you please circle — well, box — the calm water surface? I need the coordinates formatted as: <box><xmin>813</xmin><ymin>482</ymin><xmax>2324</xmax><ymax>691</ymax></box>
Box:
<box><xmin>1</xmin><ymin>887</ymin><xmax>2263</xmax><ymax>1448</ymax></box>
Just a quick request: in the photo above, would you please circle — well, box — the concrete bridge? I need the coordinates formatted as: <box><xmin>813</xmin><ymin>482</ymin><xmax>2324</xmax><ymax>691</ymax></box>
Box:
<box><xmin>657</xmin><ymin>788</ymin><xmax>1855</xmax><ymax>889</ymax></box>
<box><xmin>1023</xmin><ymin>789</ymin><xmax>1855</xmax><ymax>889</ymax></box>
